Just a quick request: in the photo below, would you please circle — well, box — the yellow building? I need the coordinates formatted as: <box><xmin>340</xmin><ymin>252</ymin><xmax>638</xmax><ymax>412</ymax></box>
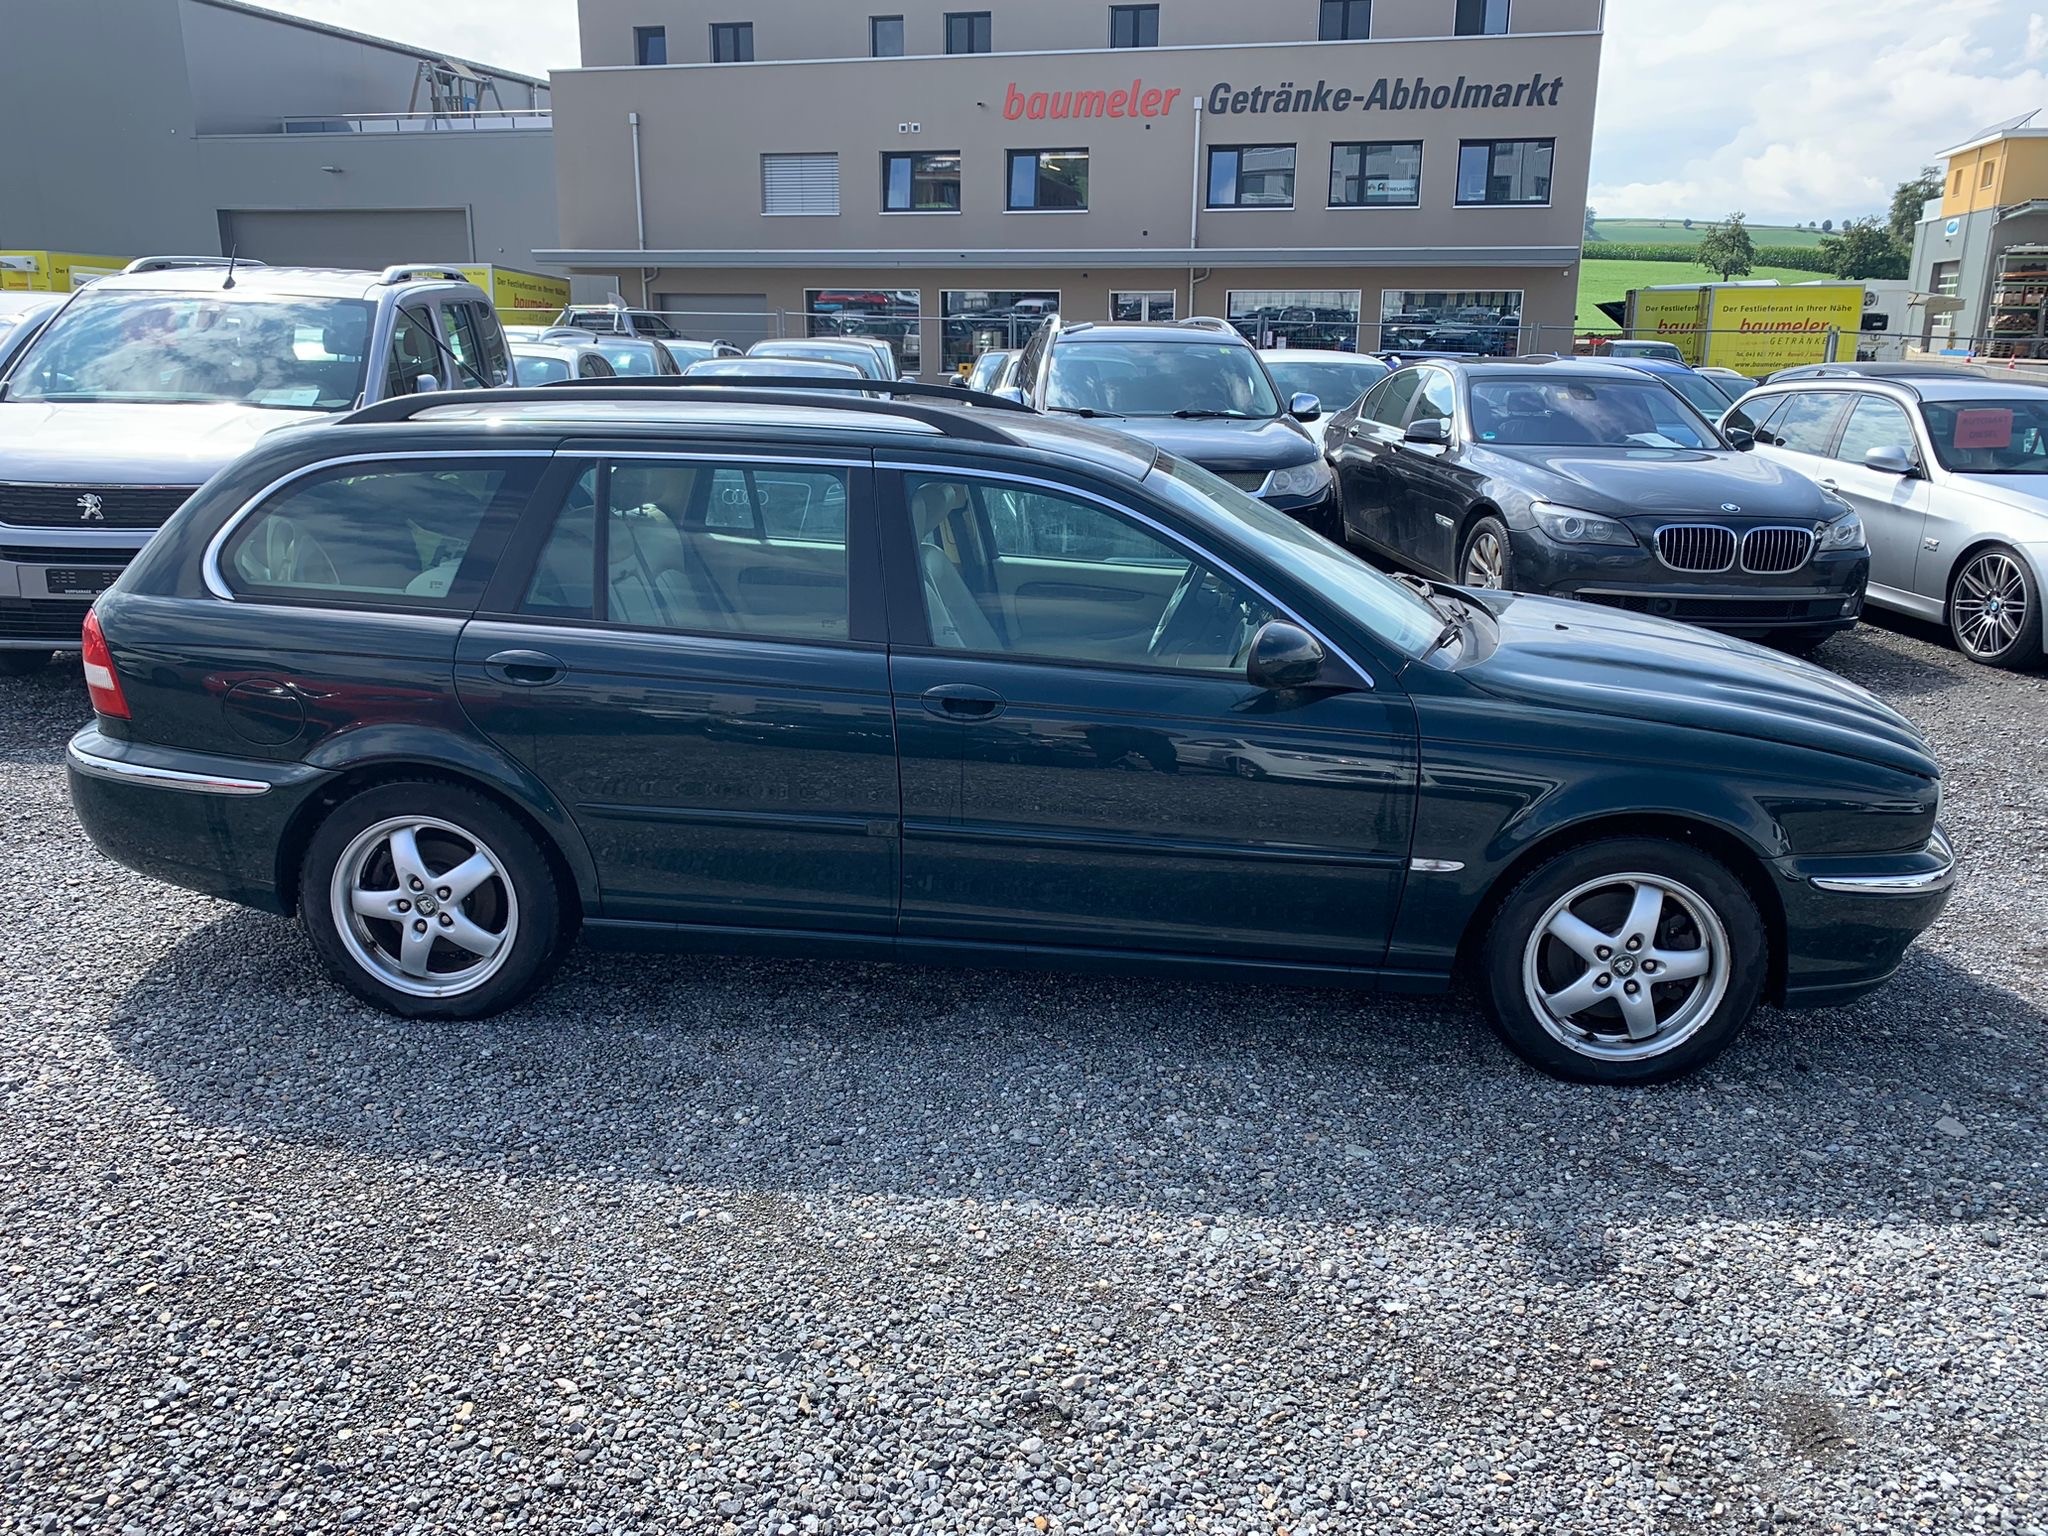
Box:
<box><xmin>1912</xmin><ymin>110</ymin><xmax>2048</xmax><ymax>358</ymax></box>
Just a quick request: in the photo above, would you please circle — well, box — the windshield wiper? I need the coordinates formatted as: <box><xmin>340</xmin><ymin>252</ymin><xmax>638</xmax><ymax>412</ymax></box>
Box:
<box><xmin>1049</xmin><ymin>405</ymin><xmax>1125</xmax><ymax>419</ymax></box>
<box><xmin>1396</xmin><ymin>572</ymin><xmax>1473</xmax><ymax>654</ymax></box>
<box><xmin>1172</xmin><ymin>408</ymin><xmax>1255</xmax><ymax>419</ymax></box>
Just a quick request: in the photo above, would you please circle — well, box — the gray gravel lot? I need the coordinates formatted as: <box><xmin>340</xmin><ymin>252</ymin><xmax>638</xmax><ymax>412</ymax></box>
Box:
<box><xmin>0</xmin><ymin>616</ymin><xmax>2042</xmax><ymax>1535</ymax></box>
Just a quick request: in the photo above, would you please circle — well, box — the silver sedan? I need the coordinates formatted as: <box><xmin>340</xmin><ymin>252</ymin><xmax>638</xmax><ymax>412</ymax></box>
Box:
<box><xmin>1722</xmin><ymin>373</ymin><xmax>2048</xmax><ymax>668</ymax></box>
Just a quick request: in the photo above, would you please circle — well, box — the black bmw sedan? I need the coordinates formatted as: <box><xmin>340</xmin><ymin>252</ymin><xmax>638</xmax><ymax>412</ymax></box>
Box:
<box><xmin>1326</xmin><ymin>359</ymin><xmax>1870</xmax><ymax>649</ymax></box>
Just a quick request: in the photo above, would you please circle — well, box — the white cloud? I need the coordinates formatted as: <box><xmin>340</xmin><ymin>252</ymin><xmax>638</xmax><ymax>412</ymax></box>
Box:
<box><xmin>1590</xmin><ymin>0</ymin><xmax>2048</xmax><ymax>223</ymax></box>
<box><xmin>250</xmin><ymin>0</ymin><xmax>576</xmax><ymax>79</ymax></box>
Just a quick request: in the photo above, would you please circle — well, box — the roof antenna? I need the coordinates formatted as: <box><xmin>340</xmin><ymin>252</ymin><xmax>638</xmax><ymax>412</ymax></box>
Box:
<box><xmin>222</xmin><ymin>244</ymin><xmax>240</xmax><ymax>290</ymax></box>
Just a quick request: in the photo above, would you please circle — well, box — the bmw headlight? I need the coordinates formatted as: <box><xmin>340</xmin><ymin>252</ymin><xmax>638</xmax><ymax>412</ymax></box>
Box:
<box><xmin>1260</xmin><ymin>460</ymin><xmax>1333</xmax><ymax>499</ymax></box>
<box><xmin>1818</xmin><ymin>508</ymin><xmax>1866</xmax><ymax>551</ymax></box>
<box><xmin>1533</xmin><ymin>501</ymin><xmax>1635</xmax><ymax>547</ymax></box>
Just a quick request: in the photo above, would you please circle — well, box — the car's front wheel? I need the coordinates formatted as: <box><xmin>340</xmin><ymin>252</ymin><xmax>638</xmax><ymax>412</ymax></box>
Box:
<box><xmin>299</xmin><ymin>781</ymin><xmax>567</xmax><ymax>1018</ymax></box>
<box><xmin>1479</xmin><ymin>838</ymin><xmax>1766</xmax><ymax>1084</ymax></box>
<box><xmin>1948</xmin><ymin>545</ymin><xmax>2042</xmax><ymax>670</ymax></box>
<box><xmin>1459</xmin><ymin>516</ymin><xmax>1515</xmax><ymax>591</ymax></box>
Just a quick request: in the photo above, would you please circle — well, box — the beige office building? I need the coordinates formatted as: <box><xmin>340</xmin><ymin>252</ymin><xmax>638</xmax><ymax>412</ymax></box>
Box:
<box><xmin>543</xmin><ymin>0</ymin><xmax>1603</xmax><ymax>372</ymax></box>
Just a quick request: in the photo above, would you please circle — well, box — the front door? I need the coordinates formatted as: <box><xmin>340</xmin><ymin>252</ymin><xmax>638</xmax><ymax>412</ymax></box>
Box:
<box><xmin>884</xmin><ymin>465</ymin><xmax>1417</xmax><ymax>965</ymax></box>
<box><xmin>457</xmin><ymin>449</ymin><xmax>900</xmax><ymax>931</ymax></box>
<box><xmin>1331</xmin><ymin>368</ymin><xmax>1425</xmax><ymax>560</ymax></box>
<box><xmin>1822</xmin><ymin>393</ymin><xmax>1930</xmax><ymax>599</ymax></box>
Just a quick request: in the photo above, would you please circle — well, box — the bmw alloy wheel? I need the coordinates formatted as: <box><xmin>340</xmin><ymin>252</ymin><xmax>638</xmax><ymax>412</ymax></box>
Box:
<box><xmin>1952</xmin><ymin>550</ymin><xmax>2030</xmax><ymax>662</ymax></box>
<box><xmin>1463</xmin><ymin>527</ymin><xmax>1508</xmax><ymax>589</ymax></box>
<box><xmin>329</xmin><ymin>815</ymin><xmax>520</xmax><ymax>999</ymax></box>
<box><xmin>1519</xmin><ymin>871</ymin><xmax>1731</xmax><ymax>1063</ymax></box>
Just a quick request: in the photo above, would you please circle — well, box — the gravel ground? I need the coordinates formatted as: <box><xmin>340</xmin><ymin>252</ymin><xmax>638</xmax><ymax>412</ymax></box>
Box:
<box><xmin>0</xmin><ymin>616</ymin><xmax>2042</xmax><ymax>1536</ymax></box>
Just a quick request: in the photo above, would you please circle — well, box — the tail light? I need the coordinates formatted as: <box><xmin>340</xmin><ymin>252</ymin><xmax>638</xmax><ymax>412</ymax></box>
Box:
<box><xmin>81</xmin><ymin>609</ymin><xmax>130</xmax><ymax>720</ymax></box>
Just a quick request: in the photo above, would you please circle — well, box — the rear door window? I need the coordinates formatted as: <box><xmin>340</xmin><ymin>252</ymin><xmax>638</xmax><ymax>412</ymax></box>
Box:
<box><xmin>226</xmin><ymin>459</ymin><xmax>533</xmax><ymax>607</ymax></box>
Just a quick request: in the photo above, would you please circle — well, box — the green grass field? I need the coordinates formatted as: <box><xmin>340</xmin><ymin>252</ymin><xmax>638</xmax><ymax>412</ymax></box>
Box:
<box><xmin>1576</xmin><ymin>258</ymin><xmax>1832</xmax><ymax>333</ymax></box>
<box><xmin>1588</xmin><ymin>218</ymin><xmax>1826</xmax><ymax>250</ymax></box>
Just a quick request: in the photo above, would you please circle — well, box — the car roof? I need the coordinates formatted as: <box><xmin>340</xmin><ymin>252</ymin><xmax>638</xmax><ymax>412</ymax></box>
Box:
<box><xmin>71</xmin><ymin>265</ymin><xmax>478</xmax><ymax>303</ymax></box>
<box><xmin>1757</xmin><ymin>375</ymin><xmax>2048</xmax><ymax>402</ymax></box>
<box><xmin>1057</xmin><ymin>321</ymin><xmax>1249</xmax><ymax>346</ymax></box>
<box><xmin>1258</xmin><ymin>350</ymin><xmax>1386</xmax><ymax>365</ymax></box>
<box><xmin>1420</xmin><ymin>357</ymin><xmax>1650</xmax><ymax>381</ymax></box>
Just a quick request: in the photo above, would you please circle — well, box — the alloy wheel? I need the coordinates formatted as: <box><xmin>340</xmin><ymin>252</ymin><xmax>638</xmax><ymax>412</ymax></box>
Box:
<box><xmin>1952</xmin><ymin>551</ymin><xmax>2031</xmax><ymax>661</ymax></box>
<box><xmin>1519</xmin><ymin>871</ymin><xmax>1730</xmax><ymax>1063</ymax></box>
<box><xmin>1463</xmin><ymin>529</ymin><xmax>1508</xmax><ymax>589</ymax></box>
<box><xmin>329</xmin><ymin>815</ymin><xmax>520</xmax><ymax>999</ymax></box>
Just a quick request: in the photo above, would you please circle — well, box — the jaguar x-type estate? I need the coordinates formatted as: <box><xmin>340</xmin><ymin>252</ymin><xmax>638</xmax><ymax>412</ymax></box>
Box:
<box><xmin>65</xmin><ymin>381</ymin><xmax>1954</xmax><ymax>1083</ymax></box>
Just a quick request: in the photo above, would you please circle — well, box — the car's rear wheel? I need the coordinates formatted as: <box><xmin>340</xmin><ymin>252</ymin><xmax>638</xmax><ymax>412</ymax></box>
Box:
<box><xmin>299</xmin><ymin>781</ymin><xmax>566</xmax><ymax>1018</ymax></box>
<box><xmin>1459</xmin><ymin>516</ymin><xmax>1514</xmax><ymax>591</ymax></box>
<box><xmin>0</xmin><ymin>652</ymin><xmax>53</xmax><ymax>677</ymax></box>
<box><xmin>1948</xmin><ymin>545</ymin><xmax>2043</xmax><ymax>670</ymax></box>
<box><xmin>1479</xmin><ymin>838</ymin><xmax>1766</xmax><ymax>1084</ymax></box>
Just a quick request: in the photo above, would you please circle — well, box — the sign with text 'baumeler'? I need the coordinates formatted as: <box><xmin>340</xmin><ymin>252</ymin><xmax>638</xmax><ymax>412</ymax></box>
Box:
<box><xmin>1003</xmin><ymin>73</ymin><xmax>1569</xmax><ymax>122</ymax></box>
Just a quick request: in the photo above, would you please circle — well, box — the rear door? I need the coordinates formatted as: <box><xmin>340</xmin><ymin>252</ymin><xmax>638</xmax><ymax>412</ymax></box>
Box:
<box><xmin>455</xmin><ymin>445</ymin><xmax>900</xmax><ymax>932</ymax></box>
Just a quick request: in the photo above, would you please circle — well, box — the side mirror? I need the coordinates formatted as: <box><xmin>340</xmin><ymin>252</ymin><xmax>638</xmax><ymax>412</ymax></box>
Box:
<box><xmin>1864</xmin><ymin>444</ymin><xmax>1916</xmax><ymax>476</ymax></box>
<box><xmin>1725</xmin><ymin>426</ymin><xmax>1756</xmax><ymax>452</ymax></box>
<box><xmin>1246</xmin><ymin>620</ymin><xmax>1326</xmax><ymax>691</ymax></box>
<box><xmin>1289</xmin><ymin>392</ymin><xmax>1323</xmax><ymax>422</ymax></box>
<box><xmin>1404</xmin><ymin>417</ymin><xmax>1450</xmax><ymax>447</ymax></box>
<box><xmin>412</xmin><ymin>372</ymin><xmax>442</xmax><ymax>395</ymax></box>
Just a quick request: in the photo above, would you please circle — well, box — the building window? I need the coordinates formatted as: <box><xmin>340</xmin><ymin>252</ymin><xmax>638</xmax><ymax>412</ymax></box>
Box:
<box><xmin>763</xmin><ymin>153</ymin><xmax>841</xmax><ymax>216</ymax></box>
<box><xmin>884</xmin><ymin>152</ymin><xmax>963</xmax><ymax>212</ymax></box>
<box><xmin>942</xmin><ymin>290</ymin><xmax>1058</xmax><ymax>372</ymax></box>
<box><xmin>1318</xmin><ymin>0</ymin><xmax>1371</xmax><ymax>40</ymax></box>
<box><xmin>1378</xmin><ymin>289</ymin><xmax>1523</xmax><ymax>354</ymax></box>
<box><xmin>1007</xmin><ymin>149</ymin><xmax>1089</xmax><ymax>211</ymax></box>
<box><xmin>1951</xmin><ymin>168</ymin><xmax>1966</xmax><ymax>195</ymax></box>
<box><xmin>807</xmin><ymin>289</ymin><xmax>922</xmax><ymax>373</ymax></box>
<box><xmin>1208</xmin><ymin>145</ymin><xmax>1295</xmax><ymax>209</ymax></box>
<box><xmin>633</xmin><ymin>26</ymin><xmax>667</xmax><ymax>65</ymax></box>
<box><xmin>1931</xmin><ymin>261</ymin><xmax>1960</xmax><ymax>299</ymax></box>
<box><xmin>710</xmin><ymin>22</ymin><xmax>753</xmax><ymax>62</ymax></box>
<box><xmin>1330</xmin><ymin>142</ymin><xmax>1421</xmax><ymax>207</ymax></box>
<box><xmin>1454</xmin><ymin>0</ymin><xmax>1509</xmax><ymax>34</ymax></box>
<box><xmin>1109</xmin><ymin>4</ymin><xmax>1159</xmax><ymax>46</ymax></box>
<box><xmin>1112</xmin><ymin>291</ymin><xmax>1176</xmax><ymax>321</ymax></box>
<box><xmin>1456</xmin><ymin>139</ymin><xmax>1553</xmax><ymax>205</ymax></box>
<box><xmin>945</xmin><ymin>12</ymin><xmax>992</xmax><ymax>53</ymax></box>
<box><xmin>1226</xmin><ymin>290</ymin><xmax>1362</xmax><ymax>349</ymax></box>
<box><xmin>870</xmin><ymin>15</ymin><xmax>905</xmax><ymax>55</ymax></box>
<box><xmin>1981</xmin><ymin>160</ymin><xmax>1998</xmax><ymax>189</ymax></box>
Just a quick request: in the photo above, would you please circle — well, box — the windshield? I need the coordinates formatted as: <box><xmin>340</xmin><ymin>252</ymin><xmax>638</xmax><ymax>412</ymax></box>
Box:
<box><xmin>1705</xmin><ymin>373</ymin><xmax>1754</xmax><ymax>404</ymax></box>
<box><xmin>751</xmin><ymin>342</ymin><xmax>886</xmax><ymax>380</ymax></box>
<box><xmin>7</xmin><ymin>291</ymin><xmax>373</xmax><ymax>410</ymax></box>
<box><xmin>1149</xmin><ymin>454</ymin><xmax>1444</xmax><ymax>658</ymax></box>
<box><xmin>1046</xmin><ymin>341</ymin><xmax>1282</xmax><ymax>418</ymax></box>
<box><xmin>513</xmin><ymin>351</ymin><xmax>571</xmax><ymax>385</ymax></box>
<box><xmin>1921</xmin><ymin>398</ymin><xmax>2048</xmax><ymax>475</ymax></box>
<box><xmin>1470</xmin><ymin>376</ymin><xmax>1714</xmax><ymax>449</ymax></box>
<box><xmin>1261</xmin><ymin>357</ymin><xmax>1391</xmax><ymax>413</ymax></box>
<box><xmin>1643</xmin><ymin>368</ymin><xmax>1740</xmax><ymax>423</ymax></box>
<box><xmin>602</xmin><ymin>342</ymin><xmax>662</xmax><ymax>377</ymax></box>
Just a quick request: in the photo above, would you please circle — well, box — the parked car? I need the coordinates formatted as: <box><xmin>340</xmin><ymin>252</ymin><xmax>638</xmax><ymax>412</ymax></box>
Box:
<box><xmin>1325</xmin><ymin>358</ymin><xmax>1870</xmax><ymax>650</ymax></box>
<box><xmin>510</xmin><ymin>340</ymin><xmax>618</xmax><ymax>385</ymax></box>
<box><xmin>0</xmin><ymin>257</ymin><xmax>512</xmax><ymax>672</ymax></box>
<box><xmin>681</xmin><ymin>355</ymin><xmax>868</xmax><ymax>389</ymax></box>
<box><xmin>0</xmin><ymin>293</ymin><xmax>64</xmax><ymax>379</ymax></box>
<box><xmin>1257</xmin><ymin>350</ymin><xmax>1392</xmax><ymax>419</ymax></box>
<box><xmin>553</xmin><ymin>305</ymin><xmax>683</xmax><ymax>340</ymax></box>
<box><xmin>1010</xmin><ymin>316</ymin><xmax>1340</xmax><ymax>538</ymax></box>
<box><xmin>1723</xmin><ymin>372</ymin><xmax>2048</xmax><ymax>668</ymax></box>
<box><xmin>588</xmin><ymin>336</ymin><xmax>683</xmax><ymax>378</ymax></box>
<box><xmin>751</xmin><ymin>336</ymin><xmax>899</xmax><ymax>382</ymax></box>
<box><xmin>961</xmin><ymin>349</ymin><xmax>1014</xmax><ymax>393</ymax></box>
<box><xmin>1593</xmin><ymin>339</ymin><xmax>1687</xmax><ymax>363</ymax></box>
<box><xmin>1599</xmin><ymin>355</ymin><xmax>1752</xmax><ymax>423</ymax></box>
<box><xmin>1697</xmin><ymin>366</ymin><xmax>1761</xmax><ymax>403</ymax></box>
<box><xmin>66</xmin><ymin>383</ymin><xmax>1952</xmax><ymax>1084</ymax></box>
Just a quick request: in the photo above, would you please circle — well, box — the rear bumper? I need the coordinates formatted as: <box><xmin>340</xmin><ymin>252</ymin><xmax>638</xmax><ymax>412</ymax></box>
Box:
<box><xmin>66</xmin><ymin>725</ymin><xmax>331</xmax><ymax>914</ymax></box>
<box><xmin>1773</xmin><ymin>825</ymin><xmax>1957</xmax><ymax>1007</ymax></box>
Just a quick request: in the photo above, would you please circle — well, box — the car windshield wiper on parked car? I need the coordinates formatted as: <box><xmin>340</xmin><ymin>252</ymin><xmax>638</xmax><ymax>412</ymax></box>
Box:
<box><xmin>1049</xmin><ymin>405</ymin><xmax>1126</xmax><ymax>419</ymax></box>
<box><xmin>1396</xmin><ymin>572</ymin><xmax>1471</xmax><ymax>655</ymax></box>
<box><xmin>1171</xmin><ymin>408</ymin><xmax>1257</xmax><ymax>419</ymax></box>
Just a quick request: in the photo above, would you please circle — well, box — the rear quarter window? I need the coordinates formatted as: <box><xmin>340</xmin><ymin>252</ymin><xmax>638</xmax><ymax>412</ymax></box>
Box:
<box><xmin>223</xmin><ymin>459</ymin><xmax>533</xmax><ymax>608</ymax></box>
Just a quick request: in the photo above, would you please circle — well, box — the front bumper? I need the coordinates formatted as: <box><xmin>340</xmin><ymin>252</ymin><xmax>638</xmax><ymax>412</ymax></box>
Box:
<box><xmin>66</xmin><ymin>725</ymin><xmax>332</xmax><ymax>914</ymax></box>
<box><xmin>1262</xmin><ymin>484</ymin><xmax>1342</xmax><ymax>537</ymax></box>
<box><xmin>1510</xmin><ymin>530</ymin><xmax>1869</xmax><ymax>637</ymax></box>
<box><xmin>0</xmin><ymin>542</ymin><xmax>142</xmax><ymax>649</ymax></box>
<box><xmin>1772</xmin><ymin>825</ymin><xmax>1957</xmax><ymax>1007</ymax></box>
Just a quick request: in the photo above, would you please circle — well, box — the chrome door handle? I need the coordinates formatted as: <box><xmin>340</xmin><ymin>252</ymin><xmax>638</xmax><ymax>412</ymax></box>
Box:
<box><xmin>483</xmin><ymin>648</ymin><xmax>566</xmax><ymax>687</ymax></box>
<box><xmin>921</xmin><ymin>683</ymin><xmax>1005</xmax><ymax>721</ymax></box>
<box><xmin>1817</xmin><ymin>478</ymin><xmax>1840</xmax><ymax>490</ymax></box>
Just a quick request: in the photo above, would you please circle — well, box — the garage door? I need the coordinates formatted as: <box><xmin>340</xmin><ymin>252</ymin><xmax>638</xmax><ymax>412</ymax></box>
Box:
<box><xmin>216</xmin><ymin>209</ymin><xmax>470</xmax><ymax>271</ymax></box>
<box><xmin>658</xmin><ymin>292</ymin><xmax>773</xmax><ymax>350</ymax></box>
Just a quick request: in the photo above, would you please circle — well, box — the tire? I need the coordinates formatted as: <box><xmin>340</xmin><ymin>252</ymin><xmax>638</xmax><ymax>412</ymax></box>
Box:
<box><xmin>1947</xmin><ymin>545</ymin><xmax>2044</xmax><ymax>670</ymax></box>
<box><xmin>1478</xmin><ymin>837</ymin><xmax>1767</xmax><ymax>1085</ymax></box>
<box><xmin>1459</xmin><ymin>515</ymin><xmax>1515</xmax><ymax>591</ymax></box>
<box><xmin>298</xmin><ymin>780</ymin><xmax>569</xmax><ymax>1019</ymax></box>
<box><xmin>0</xmin><ymin>652</ymin><xmax>53</xmax><ymax>677</ymax></box>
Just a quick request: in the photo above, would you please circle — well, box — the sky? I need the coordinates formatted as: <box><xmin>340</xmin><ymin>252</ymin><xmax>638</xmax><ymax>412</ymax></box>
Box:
<box><xmin>259</xmin><ymin>0</ymin><xmax>2048</xmax><ymax>226</ymax></box>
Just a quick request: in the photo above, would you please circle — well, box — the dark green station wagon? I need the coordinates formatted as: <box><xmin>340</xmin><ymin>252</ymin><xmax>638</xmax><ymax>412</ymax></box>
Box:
<box><xmin>65</xmin><ymin>381</ymin><xmax>1955</xmax><ymax>1083</ymax></box>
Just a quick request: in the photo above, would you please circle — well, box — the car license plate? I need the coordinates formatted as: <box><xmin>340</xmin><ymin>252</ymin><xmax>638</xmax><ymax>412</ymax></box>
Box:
<box><xmin>43</xmin><ymin>568</ymin><xmax>120</xmax><ymax>598</ymax></box>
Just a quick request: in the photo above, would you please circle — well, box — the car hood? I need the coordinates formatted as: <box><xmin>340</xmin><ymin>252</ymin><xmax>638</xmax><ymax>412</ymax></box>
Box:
<box><xmin>1946</xmin><ymin>474</ymin><xmax>2048</xmax><ymax>523</ymax></box>
<box><xmin>1481</xmin><ymin>445</ymin><xmax>1833</xmax><ymax>522</ymax></box>
<box><xmin>1458</xmin><ymin>591</ymin><xmax>1936</xmax><ymax>778</ymax></box>
<box><xmin>0</xmin><ymin>400</ymin><xmax>321</xmax><ymax>483</ymax></box>
<box><xmin>1091</xmin><ymin>414</ymin><xmax>1319</xmax><ymax>473</ymax></box>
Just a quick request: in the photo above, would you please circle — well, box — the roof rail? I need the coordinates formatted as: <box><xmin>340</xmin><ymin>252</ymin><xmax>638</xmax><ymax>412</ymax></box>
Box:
<box><xmin>121</xmin><ymin>256</ymin><xmax>270</xmax><ymax>275</ymax></box>
<box><xmin>378</xmin><ymin>264</ymin><xmax>470</xmax><ymax>286</ymax></box>
<box><xmin>1179</xmin><ymin>316</ymin><xmax>1237</xmax><ymax>332</ymax></box>
<box><xmin>559</xmin><ymin>374</ymin><xmax>1035</xmax><ymax>411</ymax></box>
<box><xmin>342</xmin><ymin>379</ymin><xmax>1031</xmax><ymax>443</ymax></box>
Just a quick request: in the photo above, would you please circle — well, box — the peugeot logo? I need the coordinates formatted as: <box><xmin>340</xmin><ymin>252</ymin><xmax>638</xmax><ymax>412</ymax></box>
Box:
<box><xmin>1719</xmin><ymin>503</ymin><xmax>1741</xmax><ymax>514</ymax></box>
<box><xmin>76</xmin><ymin>493</ymin><xmax>105</xmax><ymax>522</ymax></box>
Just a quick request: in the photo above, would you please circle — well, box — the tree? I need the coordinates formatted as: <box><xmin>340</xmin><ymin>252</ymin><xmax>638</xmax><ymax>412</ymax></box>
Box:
<box><xmin>1584</xmin><ymin>204</ymin><xmax>1599</xmax><ymax>241</ymax></box>
<box><xmin>1697</xmin><ymin>213</ymin><xmax>1757</xmax><ymax>281</ymax></box>
<box><xmin>1822</xmin><ymin>218</ymin><xmax>1834</xmax><ymax>233</ymax></box>
<box><xmin>1683</xmin><ymin>217</ymin><xmax>1695</xmax><ymax>230</ymax></box>
<box><xmin>1820</xmin><ymin>217</ymin><xmax>1909</xmax><ymax>280</ymax></box>
<box><xmin>1889</xmin><ymin>165</ymin><xmax>1944</xmax><ymax>246</ymax></box>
